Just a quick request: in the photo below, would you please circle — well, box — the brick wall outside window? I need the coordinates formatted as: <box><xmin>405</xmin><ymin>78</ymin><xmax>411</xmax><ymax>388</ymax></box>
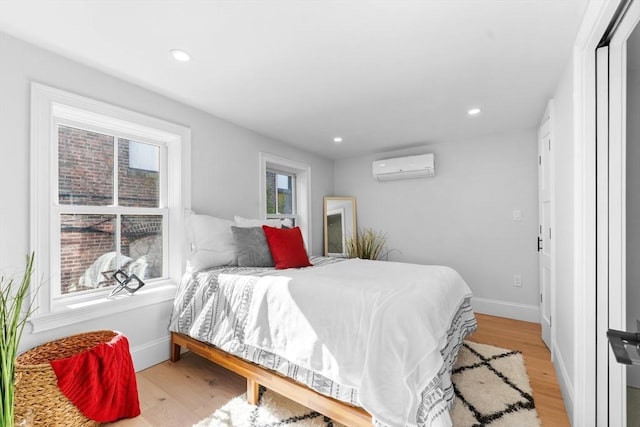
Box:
<box><xmin>58</xmin><ymin>126</ymin><xmax>162</xmax><ymax>294</ymax></box>
<box><xmin>58</xmin><ymin>126</ymin><xmax>114</xmax><ymax>205</ymax></box>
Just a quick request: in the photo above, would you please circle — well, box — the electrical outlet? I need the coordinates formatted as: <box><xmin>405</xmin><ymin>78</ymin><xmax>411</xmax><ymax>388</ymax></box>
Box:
<box><xmin>513</xmin><ymin>210</ymin><xmax>522</xmax><ymax>221</ymax></box>
<box><xmin>513</xmin><ymin>275</ymin><xmax>522</xmax><ymax>287</ymax></box>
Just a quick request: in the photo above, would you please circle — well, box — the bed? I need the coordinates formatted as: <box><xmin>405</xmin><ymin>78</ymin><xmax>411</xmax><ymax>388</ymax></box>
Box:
<box><xmin>168</xmin><ymin>256</ymin><xmax>476</xmax><ymax>427</ymax></box>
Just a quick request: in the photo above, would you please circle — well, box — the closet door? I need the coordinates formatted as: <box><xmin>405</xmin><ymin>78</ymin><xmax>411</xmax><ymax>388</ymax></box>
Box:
<box><xmin>538</xmin><ymin>103</ymin><xmax>553</xmax><ymax>351</ymax></box>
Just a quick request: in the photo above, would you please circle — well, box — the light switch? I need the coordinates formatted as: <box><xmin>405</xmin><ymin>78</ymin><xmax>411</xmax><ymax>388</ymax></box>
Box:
<box><xmin>513</xmin><ymin>275</ymin><xmax>522</xmax><ymax>287</ymax></box>
<box><xmin>513</xmin><ymin>210</ymin><xmax>522</xmax><ymax>221</ymax></box>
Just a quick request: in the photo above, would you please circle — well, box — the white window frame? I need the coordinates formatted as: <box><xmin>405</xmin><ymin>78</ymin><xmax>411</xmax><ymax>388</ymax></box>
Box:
<box><xmin>259</xmin><ymin>153</ymin><xmax>311</xmax><ymax>250</ymax></box>
<box><xmin>30</xmin><ymin>83</ymin><xmax>191</xmax><ymax>332</ymax></box>
<box><xmin>266</xmin><ymin>168</ymin><xmax>297</xmax><ymax>223</ymax></box>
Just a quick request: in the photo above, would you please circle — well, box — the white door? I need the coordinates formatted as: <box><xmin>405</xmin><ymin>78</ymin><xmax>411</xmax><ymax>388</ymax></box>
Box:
<box><xmin>538</xmin><ymin>105</ymin><xmax>552</xmax><ymax>350</ymax></box>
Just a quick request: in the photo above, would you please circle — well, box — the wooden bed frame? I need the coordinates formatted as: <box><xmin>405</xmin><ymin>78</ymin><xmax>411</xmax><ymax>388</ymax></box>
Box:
<box><xmin>171</xmin><ymin>332</ymin><xmax>372</xmax><ymax>426</ymax></box>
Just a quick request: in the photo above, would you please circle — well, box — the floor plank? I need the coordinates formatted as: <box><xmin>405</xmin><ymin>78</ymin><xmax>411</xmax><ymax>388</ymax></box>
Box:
<box><xmin>109</xmin><ymin>314</ymin><xmax>569</xmax><ymax>426</ymax></box>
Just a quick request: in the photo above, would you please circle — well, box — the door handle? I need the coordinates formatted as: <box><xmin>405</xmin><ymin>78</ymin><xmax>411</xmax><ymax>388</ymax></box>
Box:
<box><xmin>537</xmin><ymin>236</ymin><xmax>543</xmax><ymax>252</ymax></box>
<box><xmin>607</xmin><ymin>329</ymin><xmax>640</xmax><ymax>365</ymax></box>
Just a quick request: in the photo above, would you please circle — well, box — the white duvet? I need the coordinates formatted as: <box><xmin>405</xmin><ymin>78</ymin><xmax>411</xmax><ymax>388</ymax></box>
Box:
<box><xmin>218</xmin><ymin>258</ymin><xmax>473</xmax><ymax>427</ymax></box>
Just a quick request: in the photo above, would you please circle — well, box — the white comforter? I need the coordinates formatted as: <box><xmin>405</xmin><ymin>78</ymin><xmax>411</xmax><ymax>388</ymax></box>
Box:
<box><xmin>218</xmin><ymin>258</ymin><xmax>472</xmax><ymax>427</ymax></box>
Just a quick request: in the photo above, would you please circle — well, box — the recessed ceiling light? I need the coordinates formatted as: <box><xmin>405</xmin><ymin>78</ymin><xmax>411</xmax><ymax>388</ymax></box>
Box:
<box><xmin>333</xmin><ymin>137</ymin><xmax>343</xmax><ymax>144</ymax></box>
<box><xmin>468</xmin><ymin>108</ymin><xmax>481</xmax><ymax>116</ymax></box>
<box><xmin>170</xmin><ymin>49</ymin><xmax>191</xmax><ymax>62</ymax></box>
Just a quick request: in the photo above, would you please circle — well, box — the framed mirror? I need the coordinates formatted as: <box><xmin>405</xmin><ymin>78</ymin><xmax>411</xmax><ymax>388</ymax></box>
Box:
<box><xmin>323</xmin><ymin>196</ymin><xmax>357</xmax><ymax>257</ymax></box>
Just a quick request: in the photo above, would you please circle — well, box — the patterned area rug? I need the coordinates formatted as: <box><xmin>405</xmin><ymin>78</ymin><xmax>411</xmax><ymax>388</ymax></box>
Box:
<box><xmin>451</xmin><ymin>341</ymin><xmax>540</xmax><ymax>426</ymax></box>
<box><xmin>194</xmin><ymin>341</ymin><xmax>540</xmax><ymax>427</ymax></box>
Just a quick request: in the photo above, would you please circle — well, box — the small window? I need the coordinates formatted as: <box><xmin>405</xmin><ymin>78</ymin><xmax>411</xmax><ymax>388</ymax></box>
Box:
<box><xmin>266</xmin><ymin>170</ymin><xmax>296</xmax><ymax>225</ymax></box>
<box><xmin>259</xmin><ymin>153</ymin><xmax>311</xmax><ymax>249</ymax></box>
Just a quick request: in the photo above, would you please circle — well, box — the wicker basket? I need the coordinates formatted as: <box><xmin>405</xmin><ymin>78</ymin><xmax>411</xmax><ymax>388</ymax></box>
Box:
<box><xmin>14</xmin><ymin>330</ymin><xmax>119</xmax><ymax>427</ymax></box>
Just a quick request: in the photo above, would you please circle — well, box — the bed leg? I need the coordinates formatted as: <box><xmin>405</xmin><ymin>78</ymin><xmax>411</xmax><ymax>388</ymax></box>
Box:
<box><xmin>247</xmin><ymin>378</ymin><xmax>260</xmax><ymax>405</ymax></box>
<box><xmin>170</xmin><ymin>340</ymin><xmax>181</xmax><ymax>362</ymax></box>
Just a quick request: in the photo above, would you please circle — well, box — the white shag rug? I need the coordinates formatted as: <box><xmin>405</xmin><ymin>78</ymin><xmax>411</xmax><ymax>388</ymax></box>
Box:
<box><xmin>450</xmin><ymin>341</ymin><xmax>540</xmax><ymax>426</ymax></box>
<box><xmin>194</xmin><ymin>341</ymin><xmax>540</xmax><ymax>427</ymax></box>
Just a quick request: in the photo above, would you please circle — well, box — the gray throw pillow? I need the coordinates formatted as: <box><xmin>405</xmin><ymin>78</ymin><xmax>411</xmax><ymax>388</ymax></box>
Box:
<box><xmin>231</xmin><ymin>226</ymin><xmax>274</xmax><ymax>267</ymax></box>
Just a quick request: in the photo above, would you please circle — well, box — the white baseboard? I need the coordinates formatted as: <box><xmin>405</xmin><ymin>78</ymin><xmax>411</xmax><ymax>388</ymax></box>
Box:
<box><xmin>472</xmin><ymin>297</ymin><xmax>539</xmax><ymax>323</ymax></box>
<box><xmin>130</xmin><ymin>334</ymin><xmax>170</xmax><ymax>372</ymax></box>
<box><xmin>552</xmin><ymin>341</ymin><xmax>574</xmax><ymax>422</ymax></box>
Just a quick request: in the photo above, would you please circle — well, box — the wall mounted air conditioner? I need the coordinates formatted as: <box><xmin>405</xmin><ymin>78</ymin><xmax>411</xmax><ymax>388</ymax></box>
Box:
<box><xmin>372</xmin><ymin>153</ymin><xmax>435</xmax><ymax>181</ymax></box>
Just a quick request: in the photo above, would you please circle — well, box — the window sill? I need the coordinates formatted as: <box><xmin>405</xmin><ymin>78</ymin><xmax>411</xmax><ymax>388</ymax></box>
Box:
<box><xmin>29</xmin><ymin>281</ymin><xmax>177</xmax><ymax>333</ymax></box>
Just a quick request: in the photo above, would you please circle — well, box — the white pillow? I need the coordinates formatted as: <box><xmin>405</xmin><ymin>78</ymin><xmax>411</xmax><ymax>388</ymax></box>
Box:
<box><xmin>187</xmin><ymin>213</ymin><xmax>237</xmax><ymax>269</ymax></box>
<box><xmin>184</xmin><ymin>209</ymin><xmax>196</xmax><ymax>251</ymax></box>
<box><xmin>234</xmin><ymin>215</ymin><xmax>293</xmax><ymax>229</ymax></box>
<box><xmin>188</xmin><ymin>249</ymin><xmax>235</xmax><ymax>272</ymax></box>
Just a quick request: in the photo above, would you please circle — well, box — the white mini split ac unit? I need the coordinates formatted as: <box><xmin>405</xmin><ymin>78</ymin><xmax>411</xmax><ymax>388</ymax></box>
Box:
<box><xmin>372</xmin><ymin>153</ymin><xmax>435</xmax><ymax>181</ymax></box>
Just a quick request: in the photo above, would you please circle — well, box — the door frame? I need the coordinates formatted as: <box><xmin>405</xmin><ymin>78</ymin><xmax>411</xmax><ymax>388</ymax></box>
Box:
<box><xmin>605</xmin><ymin>2</ymin><xmax>640</xmax><ymax>421</ymax></box>
<box><xmin>599</xmin><ymin>2</ymin><xmax>640</xmax><ymax>425</ymax></box>
<box><xmin>595</xmin><ymin>44</ymin><xmax>611</xmax><ymax>427</ymax></box>
<box><xmin>575</xmin><ymin>0</ymin><xmax>635</xmax><ymax>425</ymax></box>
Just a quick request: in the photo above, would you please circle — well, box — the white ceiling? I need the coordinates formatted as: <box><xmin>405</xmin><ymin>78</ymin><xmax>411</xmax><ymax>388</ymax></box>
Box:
<box><xmin>0</xmin><ymin>1</ymin><xmax>589</xmax><ymax>159</ymax></box>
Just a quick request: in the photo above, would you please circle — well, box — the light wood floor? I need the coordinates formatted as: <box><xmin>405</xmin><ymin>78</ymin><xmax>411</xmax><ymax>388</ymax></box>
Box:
<box><xmin>108</xmin><ymin>313</ymin><xmax>569</xmax><ymax>426</ymax></box>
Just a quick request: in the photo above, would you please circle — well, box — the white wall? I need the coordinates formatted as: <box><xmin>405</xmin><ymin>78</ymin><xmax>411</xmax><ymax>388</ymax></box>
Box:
<box><xmin>0</xmin><ymin>32</ymin><xmax>333</xmax><ymax>369</ymax></box>
<box><xmin>334</xmin><ymin>130</ymin><xmax>539</xmax><ymax>321</ymax></box>
<box><xmin>550</xmin><ymin>57</ymin><xmax>575</xmax><ymax>418</ymax></box>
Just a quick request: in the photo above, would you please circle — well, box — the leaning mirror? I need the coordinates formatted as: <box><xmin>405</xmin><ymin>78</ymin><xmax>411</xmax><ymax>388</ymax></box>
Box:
<box><xmin>323</xmin><ymin>196</ymin><xmax>357</xmax><ymax>257</ymax></box>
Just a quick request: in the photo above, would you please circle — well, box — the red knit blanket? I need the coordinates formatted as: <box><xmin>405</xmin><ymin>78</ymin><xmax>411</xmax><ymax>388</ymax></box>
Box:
<box><xmin>50</xmin><ymin>332</ymin><xmax>140</xmax><ymax>422</ymax></box>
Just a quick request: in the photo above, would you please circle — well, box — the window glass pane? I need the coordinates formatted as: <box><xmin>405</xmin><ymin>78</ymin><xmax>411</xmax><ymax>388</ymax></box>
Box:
<box><xmin>277</xmin><ymin>173</ymin><xmax>293</xmax><ymax>215</ymax></box>
<box><xmin>121</xmin><ymin>215</ymin><xmax>163</xmax><ymax>280</ymax></box>
<box><xmin>266</xmin><ymin>170</ymin><xmax>294</xmax><ymax>215</ymax></box>
<box><xmin>118</xmin><ymin>139</ymin><xmax>160</xmax><ymax>207</ymax></box>
<box><xmin>266</xmin><ymin>171</ymin><xmax>277</xmax><ymax>214</ymax></box>
<box><xmin>58</xmin><ymin>125</ymin><xmax>113</xmax><ymax>205</ymax></box>
<box><xmin>60</xmin><ymin>214</ymin><xmax>116</xmax><ymax>294</ymax></box>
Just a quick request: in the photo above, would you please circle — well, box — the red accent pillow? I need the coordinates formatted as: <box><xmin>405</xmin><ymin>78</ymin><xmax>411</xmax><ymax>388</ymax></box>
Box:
<box><xmin>262</xmin><ymin>225</ymin><xmax>312</xmax><ymax>269</ymax></box>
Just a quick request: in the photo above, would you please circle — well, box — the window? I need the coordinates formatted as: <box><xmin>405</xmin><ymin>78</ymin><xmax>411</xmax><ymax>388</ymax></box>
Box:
<box><xmin>31</xmin><ymin>83</ymin><xmax>190</xmax><ymax>330</ymax></box>
<box><xmin>266</xmin><ymin>170</ymin><xmax>296</xmax><ymax>225</ymax></box>
<box><xmin>259</xmin><ymin>153</ymin><xmax>311</xmax><ymax>248</ymax></box>
<box><xmin>57</xmin><ymin>126</ymin><xmax>165</xmax><ymax>296</ymax></box>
